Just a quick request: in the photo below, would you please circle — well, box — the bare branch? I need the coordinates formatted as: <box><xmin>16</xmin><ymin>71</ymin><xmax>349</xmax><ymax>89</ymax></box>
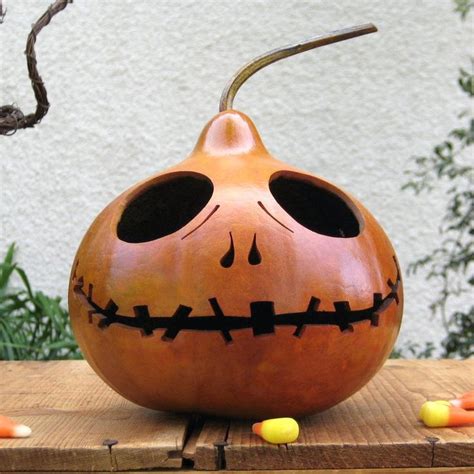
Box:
<box><xmin>0</xmin><ymin>0</ymin><xmax>72</xmax><ymax>136</ymax></box>
<box><xmin>0</xmin><ymin>0</ymin><xmax>7</xmax><ymax>24</ymax></box>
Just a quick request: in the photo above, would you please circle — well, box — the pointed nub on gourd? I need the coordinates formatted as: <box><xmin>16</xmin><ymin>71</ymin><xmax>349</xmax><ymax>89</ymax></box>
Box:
<box><xmin>192</xmin><ymin>110</ymin><xmax>269</xmax><ymax>156</ymax></box>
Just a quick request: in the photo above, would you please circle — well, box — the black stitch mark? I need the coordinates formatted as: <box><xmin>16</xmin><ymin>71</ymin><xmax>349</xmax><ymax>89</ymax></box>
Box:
<box><xmin>72</xmin><ymin>259</ymin><xmax>79</xmax><ymax>279</ymax></box>
<box><xmin>101</xmin><ymin>300</ymin><xmax>119</xmax><ymax>328</ymax></box>
<box><xmin>294</xmin><ymin>297</ymin><xmax>320</xmax><ymax>337</ymax></box>
<box><xmin>333</xmin><ymin>301</ymin><xmax>354</xmax><ymax>332</ymax></box>
<box><xmin>73</xmin><ymin>257</ymin><xmax>401</xmax><ymax>341</ymax></box>
<box><xmin>250</xmin><ymin>301</ymin><xmax>275</xmax><ymax>335</ymax></box>
<box><xmin>133</xmin><ymin>305</ymin><xmax>153</xmax><ymax>336</ymax></box>
<box><xmin>209</xmin><ymin>298</ymin><xmax>233</xmax><ymax>343</ymax></box>
<box><xmin>162</xmin><ymin>305</ymin><xmax>193</xmax><ymax>341</ymax></box>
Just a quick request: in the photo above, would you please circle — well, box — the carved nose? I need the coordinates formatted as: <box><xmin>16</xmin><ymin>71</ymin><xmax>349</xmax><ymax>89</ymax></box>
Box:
<box><xmin>248</xmin><ymin>234</ymin><xmax>262</xmax><ymax>265</ymax></box>
<box><xmin>220</xmin><ymin>232</ymin><xmax>235</xmax><ymax>268</ymax></box>
<box><xmin>220</xmin><ymin>232</ymin><xmax>262</xmax><ymax>268</ymax></box>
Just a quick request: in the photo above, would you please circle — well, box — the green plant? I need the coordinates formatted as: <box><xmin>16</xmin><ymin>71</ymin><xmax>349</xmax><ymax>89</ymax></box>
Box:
<box><xmin>390</xmin><ymin>342</ymin><xmax>436</xmax><ymax>359</ymax></box>
<box><xmin>454</xmin><ymin>0</ymin><xmax>474</xmax><ymax>18</ymax></box>
<box><xmin>399</xmin><ymin>1</ymin><xmax>473</xmax><ymax>358</ymax></box>
<box><xmin>0</xmin><ymin>243</ymin><xmax>81</xmax><ymax>360</ymax></box>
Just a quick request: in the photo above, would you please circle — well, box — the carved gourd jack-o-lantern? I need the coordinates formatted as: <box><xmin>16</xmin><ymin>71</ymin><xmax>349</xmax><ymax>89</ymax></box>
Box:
<box><xmin>69</xmin><ymin>24</ymin><xmax>403</xmax><ymax>418</ymax></box>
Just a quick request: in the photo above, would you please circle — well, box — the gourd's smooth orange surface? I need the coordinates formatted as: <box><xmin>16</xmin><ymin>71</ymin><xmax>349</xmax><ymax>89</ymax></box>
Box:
<box><xmin>69</xmin><ymin>110</ymin><xmax>403</xmax><ymax>418</ymax></box>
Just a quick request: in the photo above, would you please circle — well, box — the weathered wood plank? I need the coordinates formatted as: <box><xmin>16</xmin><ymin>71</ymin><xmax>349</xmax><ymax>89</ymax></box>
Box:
<box><xmin>191</xmin><ymin>360</ymin><xmax>474</xmax><ymax>470</ymax></box>
<box><xmin>0</xmin><ymin>361</ymin><xmax>190</xmax><ymax>471</ymax></box>
<box><xmin>191</xmin><ymin>418</ymin><xmax>230</xmax><ymax>470</ymax></box>
<box><xmin>1</xmin><ymin>360</ymin><xmax>473</xmax><ymax>471</ymax></box>
<box><xmin>9</xmin><ymin>469</ymin><xmax>474</xmax><ymax>474</ymax></box>
<box><xmin>432</xmin><ymin>441</ymin><xmax>474</xmax><ymax>468</ymax></box>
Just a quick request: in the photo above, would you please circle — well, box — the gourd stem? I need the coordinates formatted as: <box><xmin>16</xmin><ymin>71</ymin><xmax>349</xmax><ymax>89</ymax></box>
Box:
<box><xmin>219</xmin><ymin>23</ymin><xmax>377</xmax><ymax>112</ymax></box>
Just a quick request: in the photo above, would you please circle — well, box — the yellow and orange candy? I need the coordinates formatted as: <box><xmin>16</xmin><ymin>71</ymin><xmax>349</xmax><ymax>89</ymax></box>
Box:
<box><xmin>252</xmin><ymin>418</ymin><xmax>299</xmax><ymax>444</ymax></box>
<box><xmin>419</xmin><ymin>390</ymin><xmax>474</xmax><ymax>428</ymax></box>
<box><xmin>449</xmin><ymin>390</ymin><xmax>474</xmax><ymax>410</ymax></box>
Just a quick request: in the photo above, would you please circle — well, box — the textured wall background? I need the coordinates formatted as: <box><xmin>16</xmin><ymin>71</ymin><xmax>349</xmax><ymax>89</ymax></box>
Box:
<box><xmin>1</xmin><ymin>0</ymin><xmax>471</xmax><ymax>353</ymax></box>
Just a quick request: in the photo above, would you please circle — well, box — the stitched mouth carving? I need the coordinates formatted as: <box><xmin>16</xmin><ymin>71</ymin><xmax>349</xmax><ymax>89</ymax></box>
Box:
<box><xmin>72</xmin><ymin>257</ymin><xmax>400</xmax><ymax>344</ymax></box>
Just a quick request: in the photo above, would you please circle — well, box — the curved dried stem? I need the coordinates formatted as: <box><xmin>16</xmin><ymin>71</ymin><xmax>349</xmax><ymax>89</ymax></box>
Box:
<box><xmin>219</xmin><ymin>23</ymin><xmax>377</xmax><ymax>112</ymax></box>
<box><xmin>0</xmin><ymin>1</ymin><xmax>7</xmax><ymax>24</ymax></box>
<box><xmin>0</xmin><ymin>0</ymin><xmax>72</xmax><ymax>136</ymax></box>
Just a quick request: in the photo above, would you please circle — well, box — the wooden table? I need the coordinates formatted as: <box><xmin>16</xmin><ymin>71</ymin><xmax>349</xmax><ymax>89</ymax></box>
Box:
<box><xmin>0</xmin><ymin>360</ymin><xmax>472</xmax><ymax>472</ymax></box>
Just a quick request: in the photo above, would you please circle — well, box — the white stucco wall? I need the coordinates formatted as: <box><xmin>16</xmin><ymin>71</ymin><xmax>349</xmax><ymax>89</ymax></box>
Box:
<box><xmin>1</xmin><ymin>0</ymin><xmax>472</xmax><ymax>354</ymax></box>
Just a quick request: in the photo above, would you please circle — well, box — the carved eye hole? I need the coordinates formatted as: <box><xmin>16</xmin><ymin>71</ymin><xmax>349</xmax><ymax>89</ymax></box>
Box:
<box><xmin>269</xmin><ymin>172</ymin><xmax>360</xmax><ymax>238</ymax></box>
<box><xmin>117</xmin><ymin>172</ymin><xmax>213</xmax><ymax>243</ymax></box>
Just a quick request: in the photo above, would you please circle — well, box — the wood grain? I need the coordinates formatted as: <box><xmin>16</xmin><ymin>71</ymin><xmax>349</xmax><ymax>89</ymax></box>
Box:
<box><xmin>0</xmin><ymin>360</ymin><xmax>472</xmax><ymax>471</ymax></box>
<box><xmin>191</xmin><ymin>418</ymin><xmax>230</xmax><ymax>470</ymax></box>
<box><xmin>0</xmin><ymin>361</ymin><xmax>189</xmax><ymax>471</ymax></box>
<box><xmin>9</xmin><ymin>469</ymin><xmax>474</xmax><ymax>474</ymax></box>
<box><xmin>192</xmin><ymin>360</ymin><xmax>474</xmax><ymax>470</ymax></box>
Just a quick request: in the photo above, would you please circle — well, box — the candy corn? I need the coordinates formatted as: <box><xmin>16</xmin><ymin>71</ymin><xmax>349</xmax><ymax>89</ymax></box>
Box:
<box><xmin>419</xmin><ymin>401</ymin><xmax>474</xmax><ymax>428</ymax></box>
<box><xmin>252</xmin><ymin>417</ymin><xmax>299</xmax><ymax>444</ymax></box>
<box><xmin>418</xmin><ymin>389</ymin><xmax>474</xmax><ymax>423</ymax></box>
<box><xmin>450</xmin><ymin>390</ymin><xmax>474</xmax><ymax>410</ymax></box>
<box><xmin>0</xmin><ymin>415</ymin><xmax>32</xmax><ymax>438</ymax></box>
<box><xmin>418</xmin><ymin>400</ymin><xmax>450</xmax><ymax>421</ymax></box>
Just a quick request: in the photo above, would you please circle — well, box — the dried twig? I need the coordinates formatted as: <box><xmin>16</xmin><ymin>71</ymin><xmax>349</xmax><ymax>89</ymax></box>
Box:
<box><xmin>0</xmin><ymin>0</ymin><xmax>72</xmax><ymax>136</ymax></box>
<box><xmin>0</xmin><ymin>1</ymin><xmax>7</xmax><ymax>24</ymax></box>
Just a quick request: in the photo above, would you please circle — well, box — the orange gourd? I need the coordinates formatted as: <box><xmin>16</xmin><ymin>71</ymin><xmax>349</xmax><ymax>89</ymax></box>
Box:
<box><xmin>69</xmin><ymin>24</ymin><xmax>403</xmax><ymax>418</ymax></box>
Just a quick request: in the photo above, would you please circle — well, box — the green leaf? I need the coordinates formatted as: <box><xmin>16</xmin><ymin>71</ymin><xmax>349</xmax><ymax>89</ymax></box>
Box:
<box><xmin>0</xmin><ymin>244</ymin><xmax>81</xmax><ymax>361</ymax></box>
